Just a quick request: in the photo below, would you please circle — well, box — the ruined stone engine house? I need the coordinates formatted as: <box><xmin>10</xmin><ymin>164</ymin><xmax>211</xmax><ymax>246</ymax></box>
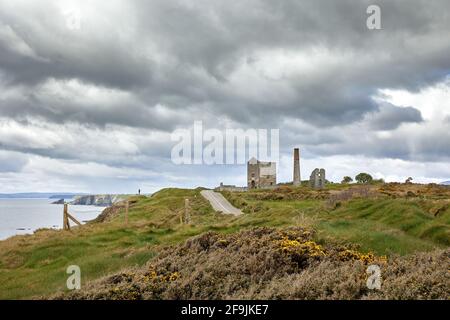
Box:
<box><xmin>247</xmin><ymin>157</ymin><xmax>277</xmax><ymax>189</ymax></box>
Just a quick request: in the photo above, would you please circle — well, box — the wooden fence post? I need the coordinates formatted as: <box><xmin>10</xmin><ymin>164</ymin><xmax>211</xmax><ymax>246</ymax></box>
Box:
<box><xmin>63</xmin><ymin>203</ymin><xmax>70</xmax><ymax>231</ymax></box>
<box><xmin>184</xmin><ymin>198</ymin><xmax>190</xmax><ymax>224</ymax></box>
<box><xmin>125</xmin><ymin>200</ymin><xmax>129</xmax><ymax>226</ymax></box>
<box><xmin>67</xmin><ymin>212</ymin><xmax>82</xmax><ymax>227</ymax></box>
<box><xmin>63</xmin><ymin>203</ymin><xmax>82</xmax><ymax>231</ymax></box>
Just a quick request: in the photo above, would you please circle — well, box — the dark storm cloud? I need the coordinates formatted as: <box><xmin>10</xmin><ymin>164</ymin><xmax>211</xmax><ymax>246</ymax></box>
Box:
<box><xmin>367</xmin><ymin>103</ymin><xmax>423</xmax><ymax>130</ymax></box>
<box><xmin>0</xmin><ymin>0</ymin><xmax>449</xmax><ymax>166</ymax></box>
<box><xmin>127</xmin><ymin>0</ymin><xmax>450</xmax><ymax>127</ymax></box>
<box><xmin>0</xmin><ymin>2</ymin><xmax>151</xmax><ymax>89</ymax></box>
<box><xmin>0</xmin><ymin>81</ymin><xmax>192</xmax><ymax>130</ymax></box>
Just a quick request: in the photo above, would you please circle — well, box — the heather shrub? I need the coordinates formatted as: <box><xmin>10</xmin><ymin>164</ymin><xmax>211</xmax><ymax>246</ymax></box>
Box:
<box><xmin>55</xmin><ymin>227</ymin><xmax>449</xmax><ymax>300</ymax></box>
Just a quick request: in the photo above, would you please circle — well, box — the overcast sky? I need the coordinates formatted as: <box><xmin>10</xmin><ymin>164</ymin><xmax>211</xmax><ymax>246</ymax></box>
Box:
<box><xmin>0</xmin><ymin>0</ymin><xmax>449</xmax><ymax>194</ymax></box>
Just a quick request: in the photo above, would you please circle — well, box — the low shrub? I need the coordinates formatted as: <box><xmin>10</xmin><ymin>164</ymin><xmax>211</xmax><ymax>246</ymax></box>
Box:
<box><xmin>54</xmin><ymin>227</ymin><xmax>449</xmax><ymax>300</ymax></box>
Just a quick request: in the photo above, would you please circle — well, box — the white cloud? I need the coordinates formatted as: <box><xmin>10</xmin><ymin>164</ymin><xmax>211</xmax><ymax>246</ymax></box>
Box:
<box><xmin>378</xmin><ymin>78</ymin><xmax>450</xmax><ymax>121</ymax></box>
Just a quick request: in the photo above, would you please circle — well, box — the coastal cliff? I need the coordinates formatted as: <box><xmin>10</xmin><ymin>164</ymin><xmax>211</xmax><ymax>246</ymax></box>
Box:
<box><xmin>70</xmin><ymin>195</ymin><xmax>125</xmax><ymax>207</ymax></box>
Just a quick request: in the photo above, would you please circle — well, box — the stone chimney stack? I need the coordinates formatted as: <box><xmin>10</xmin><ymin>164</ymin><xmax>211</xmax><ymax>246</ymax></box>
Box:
<box><xmin>293</xmin><ymin>148</ymin><xmax>301</xmax><ymax>186</ymax></box>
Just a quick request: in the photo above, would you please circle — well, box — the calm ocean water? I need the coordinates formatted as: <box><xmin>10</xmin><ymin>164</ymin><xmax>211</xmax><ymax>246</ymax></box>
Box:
<box><xmin>0</xmin><ymin>199</ymin><xmax>104</xmax><ymax>240</ymax></box>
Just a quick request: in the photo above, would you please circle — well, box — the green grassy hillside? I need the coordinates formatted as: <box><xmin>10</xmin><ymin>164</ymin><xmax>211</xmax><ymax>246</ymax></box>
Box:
<box><xmin>0</xmin><ymin>183</ymin><xmax>448</xmax><ymax>299</ymax></box>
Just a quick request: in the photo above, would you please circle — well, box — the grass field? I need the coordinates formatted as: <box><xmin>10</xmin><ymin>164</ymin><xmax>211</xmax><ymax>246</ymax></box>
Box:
<box><xmin>0</xmin><ymin>183</ymin><xmax>448</xmax><ymax>299</ymax></box>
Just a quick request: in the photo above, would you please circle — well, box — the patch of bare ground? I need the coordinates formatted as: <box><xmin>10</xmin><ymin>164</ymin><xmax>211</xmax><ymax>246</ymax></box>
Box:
<box><xmin>378</xmin><ymin>183</ymin><xmax>450</xmax><ymax>199</ymax></box>
<box><xmin>91</xmin><ymin>199</ymin><xmax>138</xmax><ymax>223</ymax></box>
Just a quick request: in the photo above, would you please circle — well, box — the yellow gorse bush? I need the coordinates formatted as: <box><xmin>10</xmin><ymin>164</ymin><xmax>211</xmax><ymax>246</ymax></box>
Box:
<box><xmin>279</xmin><ymin>237</ymin><xmax>326</xmax><ymax>257</ymax></box>
<box><xmin>168</xmin><ymin>272</ymin><xmax>181</xmax><ymax>282</ymax></box>
<box><xmin>338</xmin><ymin>249</ymin><xmax>377</xmax><ymax>264</ymax></box>
<box><xmin>142</xmin><ymin>267</ymin><xmax>180</xmax><ymax>283</ymax></box>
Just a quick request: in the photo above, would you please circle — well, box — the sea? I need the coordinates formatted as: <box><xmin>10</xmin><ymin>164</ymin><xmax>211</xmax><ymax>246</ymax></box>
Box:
<box><xmin>0</xmin><ymin>198</ymin><xmax>105</xmax><ymax>241</ymax></box>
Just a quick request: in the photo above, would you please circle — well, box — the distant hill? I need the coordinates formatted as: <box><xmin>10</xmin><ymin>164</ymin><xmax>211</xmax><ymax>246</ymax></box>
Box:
<box><xmin>49</xmin><ymin>194</ymin><xmax>82</xmax><ymax>199</ymax></box>
<box><xmin>441</xmin><ymin>181</ymin><xmax>450</xmax><ymax>185</ymax></box>
<box><xmin>0</xmin><ymin>193</ymin><xmax>85</xmax><ymax>199</ymax></box>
